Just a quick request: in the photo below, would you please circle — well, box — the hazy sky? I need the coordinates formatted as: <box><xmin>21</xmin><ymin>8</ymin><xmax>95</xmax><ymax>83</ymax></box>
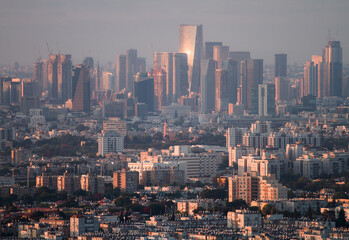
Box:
<box><xmin>0</xmin><ymin>0</ymin><xmax>348</xmax><ymax>66</ymax></box>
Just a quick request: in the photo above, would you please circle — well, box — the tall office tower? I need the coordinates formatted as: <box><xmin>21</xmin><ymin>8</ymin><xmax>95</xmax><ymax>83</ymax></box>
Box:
<box><xmin>154</xmin><ymin>52</ymin><xmax>174</xmax><ymax>104</ymax></box>
<box><xmin>213</xmin><ymin>45</ymin><xmax>229</xmax><ymax>68</ymax></box>
<box><xmin>275</xmin><ymin>76</ymin><xmax>289</xmax><ymax>102</ymax></box>
<box><xmin>72</xmin><ymin>65</ymin><xmax>90</xmax><ymax>112</ymax></box>
<box><xmin>201</xmin><ymin>59</ymin><xmax>216</xmax><ymax>113</ymax></box>
<box><xmin>93</xmin><ymin>62</ymin><xmax>101</xmax><ymax>92</ymax></box>
<box><xmin>137</xmin><ymin>57</ymin><xmax>147</xmax><ymax>73</ymax></box>
<box><xmin>173</xmin><ymin>53</ymin><xmax>188</xmax><ymax>102</ymax></box>
<box><xmin>215</xmin><ymin>69</ymin><xmax>229</xmax><ymax>112</ymax></box>
<box><xmin>0</xmin><ymin>77</ymin><xmax>12</xmax><ymax>105</ymax></box>
<box><xmin>133</xmin><ymin>73</ymin><xmax>154</xmax><ymax>112</ymax></box>
<box><xmin>322</xmin><ymin>41</ymin><xmax>342</xmax><ymax>97</ymax></box>
<box><xmin>179</xmin><ymin>24</ymin><xmax>203</xmax><ymax>93</ymax></box>
<box><xmin>205</xmin><ymin>42</ymin><xmax>222</xmax><ymax>59</ymax></box>
<box><xmin>312</xmin><ymin>55</ymin><xmax>323</xmax><ymax>98</ymax></box>
<box><xmin>258</xmin><ymin>83</ymin><xmax>275</xmax><ymax>117</ymax></box>
<box><xmin>303</xmin><ymin>61</ymin><xmax>318</xmax><ymax>97</ymax></box>
<box><xmin>48</xmin><ymin>54</ymin><xmax>58</xmax><ymax>99</ymax></box>
<box><xmin>343</xmin><ymin>76</ymin><xmax>349</xmax><ymax>98</ymax></box>
<box><xmin>241</xmin><ymin>59</ymin><xmax>263</xmax><ymax>111</ymax></box>
<box><xmin>42</xmin><ymin>59</ymin><xmax>49</xmax><ymax>93</ymax></box>
<box><xmin>222</xmin><ymin>59</ymin><xmax>238</xmax><ymax>104</ymax></box>
<box><xmin>33</xmin><ymin>60</ymin><xmax>43</xmax><ymax>96</ymax></box>
<box><xmin>83</xmin><ymin>57</ymin><xmax>94</xmax><ymax>69</ymax></box>
<box><xmin>153</xmin><ymin>69</ymin><xmax>167</xmax><ymax>112</ymax></box>
<box><xmin>57</xmin><ymin>54</ymin><xmax>72</xmax><ymax>102</ymax></box>
<box><xmin>275</xmin><ymin>54</ymin><xmax>287</xmax><ymax>78</ymax></box>
<box><xmin>229</xmin><ymin>51</ymin><xmax>250</xmax><ymax>88</ymax></box>
<box><xmin>126</xmin><ymin>49</ymin><xmax>138</xmax><ymax>92</ymax></box>
<box><xmin>116</xmin><ymin>54</ymin><xmax>126</xmax><ymax>92</ymax></box>
<box><xmin>101</xmin><ymin>71</ymin><xmax>113</xmax><ymax>91</ymax></box>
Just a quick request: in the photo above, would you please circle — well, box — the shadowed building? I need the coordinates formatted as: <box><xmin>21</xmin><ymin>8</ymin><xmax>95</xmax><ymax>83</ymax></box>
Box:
<box><xmin>275</xmin><ymin>54</ymin><xmax>287</xmax><ymax>78</ymax></box>
<box><xmin>116</xmin><ymin>54</ymin><xmax>126</xmax><ymax>93</ymax></box>
<box><xmin>72</xmin><ymin>65</ymin><xmax>90</xmax><ymax>112</ymax></box>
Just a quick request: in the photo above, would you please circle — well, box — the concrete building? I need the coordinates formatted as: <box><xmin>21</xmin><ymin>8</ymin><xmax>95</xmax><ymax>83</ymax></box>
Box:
<box><xmin>173</xmin><ymin>52</ymin><xmax>188</xmax><ymax>102</ymax></box>
<box><xmin>179</xmin><ymin>24</ymin><xmax>203</xmax><ymax>93</ymax></box>
<box><xmin>275</xmin><ymin>76</ymin><xmax>289</xmax><ymax>102</ymax></box>
<box><xmin>226</xmin><ymin>127</ymin><xmax>248</xmax><ymax>148</ymax></box>
<box><xmin>133</xmin><ymin>73</ymin><xmax>154</xmax><ymax>112</ymax></box>
<box><xmin>153</xmin><ymin>69</ymin><xmax>167</xmax><ymax>112</ymax></box>
<box><xmin>205</xmin><ymin>42</ymin><xmax>222</xmax><ymax>59</ymax></box>
<box><xmin>97</xmin><ymin>130</ymin><xmax>124</xmax><ymax>156</ymax></box>
<box><xmin>258</xmin><ymin>83</ymin><xmax>275</xmax><ymax>117</ymax></box>
<box><xmin>102</xmin><ymin>117</ymin><xmax>127</xmax><ymax>136</ymax></box>
<box><xmin>70</xmin><ymin>215</ymin><xmax>98</xmax><ymax>237</ymax></box>
<box><xmin>80</xmin><ymin>174</ymin><xmax>105</xmax><ymax>195</ymax></box>
<box><xmin>57</xmin><ymin>173</ymin><xmax>81</xmax><ymax>193</ymax></box>
<box><xmin>113</xmin><ymin>170</ymin><xmax>139</xmax><ymax>193</ymax></box>
<box><xmin>237</xmin><ymin>155</ymin><xmax>281</xmax><ymax>179</ymax></box>
<box><xmin>154</xmin><ymin>52</ymin><xmax>174</xmax><ymax>104</ymax></box>
<box><xmin>229</xmin><ymin>145</ymin><xmax>255</xmax><ymax>167</ymax></box>
<box><xmin>227</xmin><ymin>210</ymin><xmax>261</xmax><ymax>229</ymax></box>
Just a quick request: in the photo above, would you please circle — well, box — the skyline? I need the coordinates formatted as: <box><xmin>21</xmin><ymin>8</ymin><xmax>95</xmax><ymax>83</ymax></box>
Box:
<box><xmin>0</xmin><ymin>0</ymin><xmax>348</xmax><ymax>66</ymax></box>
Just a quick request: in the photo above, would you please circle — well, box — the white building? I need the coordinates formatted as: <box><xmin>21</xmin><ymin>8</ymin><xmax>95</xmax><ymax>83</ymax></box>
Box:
<box><xmin>227</xmin><ymin>210</ymin><xmax>261</xmax><ymax>229</ymax></box>
<box><xmin>97</xmin><ymin>130</ymin><xmax>124</xmax><ymax>156</ymax></box>
<box><xmin>238</xmin><ymin>155</ymin><xmax>281</xmax><ymax>179</ymax></box>
<box><xmin>228</xmin><ymin>145</ymin><xmax>255</xmax><ymax>167</ymax></box>
<box><xmin>226</xmin><ymin>127</ymin><xmax>248</xmax><ymax>148</ymax></box>
<box><xmin>70</xmin><ymin>215</ymin><xmax>98</xmax><ymax>237</ymax></box>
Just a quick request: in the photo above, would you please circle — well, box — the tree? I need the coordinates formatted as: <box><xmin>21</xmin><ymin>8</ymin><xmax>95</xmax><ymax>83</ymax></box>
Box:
<box><xmin>149</xmin><ymin>202</ymin><xmax>166</xmax><ymax>215</ymax></box>
<box><xmin>261</xmin><ymin>204</ymin><xmax>276</xmax><ymax>215</ymax></box>
<box><xmin>336</xmin><ymin>209</ymin><xmax>348</xmax><ymax>228</ymax></box>
<box><xmin>114</xmin><ymin>196</ymin><xmax>132</xmax><ymax>208</ymax></box>
<box><xmin>228</xmin><ymin>199</ymin><xmax>248</xmax><ymax>210</ymax></box>
<box><xmin>193</xmin><ymin>207</ymin><xmax>205</xmax><ymax>214</ymax></box>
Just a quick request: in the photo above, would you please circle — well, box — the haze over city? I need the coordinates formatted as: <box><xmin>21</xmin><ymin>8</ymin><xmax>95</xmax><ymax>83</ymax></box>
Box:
<box><xmin>0</xmin><ymin>0</ymin><xmax>348</xmax><ymax>66</ymax></box>
<box><xmin>2</xmin><ymin>1</ymin><xmax>349</xmax><ymax>239</ymax></box>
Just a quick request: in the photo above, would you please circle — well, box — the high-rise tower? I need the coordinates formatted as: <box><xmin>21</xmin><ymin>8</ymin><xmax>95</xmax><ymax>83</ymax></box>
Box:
<box><xmin>72</xmin><ymin>65</ymin><xmax>90</xmax><ymax>112</ymax></box>
<box><xmin>179</xmin><ymin>24</ymin><xmax>203</xmax><ymax>93</ymax></box>
<box><xmin>116</xmin><ymin>54</ymin><xmax>126</xmax><ymax>92</ymax></box>
<box><xmin>126</xmin><ymin>49</ymin><xmax>138</xmax><ymax>92</ymax></box>
<box><xmin>322</xmin><ymin>41</ymin><xmax>342</xmax><ymax>97</ymax></box>
<box><xmin>303</xmin><ymin>61</ymin><xmax>318</xmax><ymax>97</ymax></box>
<box><xmin>275</xmin><ymin>54</ymin><xmax>287</xmax><ymax>78</ymax></box>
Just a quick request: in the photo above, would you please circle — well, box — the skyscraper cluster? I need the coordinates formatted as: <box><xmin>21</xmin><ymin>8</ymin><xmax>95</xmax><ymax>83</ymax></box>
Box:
<box><xmin>302</xmin><ymin>41</ymin><xmax>343</xmax><ymax>98</ymax></box>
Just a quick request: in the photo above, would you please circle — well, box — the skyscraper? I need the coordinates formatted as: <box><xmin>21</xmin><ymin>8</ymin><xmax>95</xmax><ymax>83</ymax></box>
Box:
<box><xmin>133</xmin><ymin>73</ymin><xmax>154</xmax><ymax>112</ymax></box>
<box><xmin>57</xmin><ymin>54</ymin><xmax>72</xmax><ymax>102</ymax></box>
<box><xmin>205</xmin><ymin>42</ymin><xmax>222</xmax><ymax>59</ymax></box>
<box><xmin>275</xmin><ymin>76</ymin><xmax>289</xmax><ymax>102</ymax></box>
<box><xmin>221</xmin><ymin>59</ymin><xmax>238</xmax><ymax>105</ymax></box>
<box><xmin>179</xmin><ymin>24</ymin><xmax>203</xmax><ymax>93</ymax></box>
<box><xmin>154</xmin><ymin>52</ymin><xmax>173</xmax><ymax>104</ymax></box>
<box><xmin>33</xmin><ymin>60</ymin><xmax>43</xmax><ymax>96</ymax></box>
<box><xmin>215</xmin><ymin>69</ymin><xmax>229</xmax><ymax>112</ymax></box>
<box><xmin>48</xmin><ymin>54</ymin><xmax>58</xmax><ymax>99</ymax></box>
<box><xmin>230</xmin><ymin>51</ymin><xmax>251</xmax><ymax>100</ymax></box>
<box><xmin>201</xmin><ymin>59</ymin><xmax>216</xmax><ymax>113</ymax></box>
<box><xmin>213</xmin><ymin>45</ymin><xmax>229</xmax><ymax>68</ymax></box>
<box><xmin>72</xmin><ymin>65</ymin><xmax>90</xmax><ymax>112</ymax></box>
<box><xmin>258</xmin><ymin>83</ymin><xmax>275</xmax><ymax>117</ymax></box>
<box><xmin>137</xmin><ymin>57</ymin><xmax>147</xmax><ymax>73</ymax></box>
<box><xmin>116</xmin><ymin>54</ymin><xmax>126</xmax><ymax>93</ymax></box>
<box><xmin>322</xmin><ymin>41</ymin><xmax>342</xmax><ymax>97</ymax></box>
<box><xmin>47</xmin><ymin>54</ymin><xmax>72</xmax><ymax>102</ymax></box>
<box><xmin>126</xmin><ymin>49</ymin><xmax>138</xmax><ymax>92</ymax></box>
<box><xmin>312</xmin><ymin>55</ymin><xmax>323</xmax><ymax>98</ymax></box>
<box><xmin>83</xmin><ymin>57</ymin><xmax>94</xmax><ymax>69</ymax></box>
<box><xmin>153</xmin><ymin>69</ymin><xmax>167</xmax><ymax>112</ymax></box>
<box><xmin>275</xmin><ymin>54</ymin><xmax>287</xmax><ymax>78</ymax></box>
<box><xmin>303</xmin><ymin>61</ymin><xmax>318</xmax><ymax>97</ymax></box>
<box><xmin>173</xmin><ymin>53</ymin><xmax>188</xmax><ymax>102</ymax></box>
<box><xmin>241</xmin><ymin>59</ymin><xmax>263</xmax><ymax>111</ymax></box>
